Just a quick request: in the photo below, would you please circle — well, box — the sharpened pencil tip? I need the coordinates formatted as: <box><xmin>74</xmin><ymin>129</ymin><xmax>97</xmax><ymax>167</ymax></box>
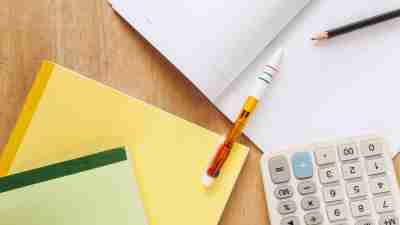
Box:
<box><xmin>311</xmin><ymin>32</ymin><xmax>329</xmax><ymax>41</ymax></box>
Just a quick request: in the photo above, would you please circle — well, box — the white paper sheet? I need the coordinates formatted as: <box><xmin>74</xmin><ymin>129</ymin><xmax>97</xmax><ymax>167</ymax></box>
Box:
<box><xmin>215</xmin><ymin>0</ymin><xmax>400</xmax><ymax>155</ymax></box>
<box><xmin>109</xmin><ymin>0</ymin><xmax>310</xmax><ymax>101</ymax></box>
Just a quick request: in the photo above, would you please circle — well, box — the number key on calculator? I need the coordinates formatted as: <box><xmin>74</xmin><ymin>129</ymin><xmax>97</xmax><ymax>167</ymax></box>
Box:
<box><xmin>260</xmin><ymin>135</ymin><xmax>400</xmax><ymax>225</ymax></box>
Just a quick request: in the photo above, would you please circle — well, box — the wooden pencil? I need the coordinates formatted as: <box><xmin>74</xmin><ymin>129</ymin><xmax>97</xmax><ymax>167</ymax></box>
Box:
<box><xmin>312</xmin><ymin>8</ymin><xmax>400</xmax><ymax>41</ymax></box>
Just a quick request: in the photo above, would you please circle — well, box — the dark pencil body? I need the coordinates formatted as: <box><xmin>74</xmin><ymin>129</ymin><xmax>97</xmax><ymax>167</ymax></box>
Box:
<box><xmin>312</xmin><ymin>8</ymin><xmax>400</xmax><ymax>40</ymax></box>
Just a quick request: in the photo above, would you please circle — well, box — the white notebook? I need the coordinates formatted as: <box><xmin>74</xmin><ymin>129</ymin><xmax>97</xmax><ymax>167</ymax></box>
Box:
<box><xmin>109</xmin><ymin>0</ymin><xmax>311</xmax><ymax>101</ymax></box>
<box><xmin>109</xmin><ymin>0</ymin><xmax>400</xmax><ymax>156</ymax></box>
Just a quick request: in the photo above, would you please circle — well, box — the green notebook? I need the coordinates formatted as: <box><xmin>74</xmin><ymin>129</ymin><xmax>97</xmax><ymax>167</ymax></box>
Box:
<box><xmin>0</xmin><ymin>147</ymin><xmax>147</xmax><ymax>225</ymax></box>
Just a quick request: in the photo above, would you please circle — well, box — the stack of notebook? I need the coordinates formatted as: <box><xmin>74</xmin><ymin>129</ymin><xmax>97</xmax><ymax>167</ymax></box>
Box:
<box><xmin>0</xmin><ymin>61</ymin><xmax>249</xmax><ymax>225</ymax></box>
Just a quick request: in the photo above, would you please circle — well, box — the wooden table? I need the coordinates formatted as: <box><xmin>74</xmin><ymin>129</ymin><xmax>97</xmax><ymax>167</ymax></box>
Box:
<box><xmin>1</xmin><ymin>1</ymin><xmax>399</xmax><ymax>225</ymax></box>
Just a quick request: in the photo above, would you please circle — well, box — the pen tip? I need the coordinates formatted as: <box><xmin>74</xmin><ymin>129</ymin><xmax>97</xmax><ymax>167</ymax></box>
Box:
<box><xmin>202</xmin><ymin>174</ymin><xmax>215</xmax><ymax>188</ymax></box>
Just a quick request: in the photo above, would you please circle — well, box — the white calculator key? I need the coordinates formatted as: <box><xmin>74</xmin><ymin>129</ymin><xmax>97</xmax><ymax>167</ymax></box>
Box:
<box><xmin>366</xmin><ymin>158</ymin><xmax>386</xmax><ymax>176</ymax></box>
<box><xmin>275</xmin><ymin>185</ymin><xmax>294</xmax><ymax>199</ymax></box>
<box><xmin>338</xmin><ymin>143</ymin><xmax>359</xmax><ymax>161</ymax></box>
<box><xmin>369</xmin><ymin>176</ymin><xmax>390</xmax><ymax>194</ymax></box>
<box><xmin>341</xmin><ymin>162</ymin><xmax>362</xmax><ymax>180</ymax></box>
<box><xmin>346</xmin><ymin>181</ymin><xmax>367</xmax><ymax>198</ymax></box>
<box><xmin>360</xmin><ymin>139</ymin><xmax>383</xmax><ymax>157</ymax></box>
<box><xmin>278</xmin><ymin>200</ymin><xmax>297</xmax><ymax>215</ymax></box>
<box><xmin>298</xmin><ymin>181</ymin><xmax>316</xmax><ymax>195</ymax></box>
<box><xmin>350</xmin><ymin>199</ymin><xmax>371</xmax><ymax>217</ymax></box>
<box><xmin>379</xmin><ymin>215</ymin><xmax>399</xmax><ymax>225</ymax></box>
<box><xmin>301</xmin><ymin>196</ymin><xmax>320</xmax><ymax>210</ymax></box>
<box><xmin>281</xmin><ymin>216</ymin><xmax>300</xmax><ymax>225</ymax></box>
<box><xmin>304</xmin><ymin>212</ymin><xmax>323</xmax><ymax>225</ymax></box>
<box><xmin>319</xmin><ymin>166</ymin><xmax>339</xmax><ymax>184</ymax></box>
<box><xmin>315</xmin><ymin>147</ymin><xmax>337</xmax><ymax>165</ymax></box>
<box><xmin>375</xmin><ymin>196</ymin><xmax>395</xmax><ymax>213</ymax></box>
<box><xmin>323</xmin><ymin>185</ymin><xmax>344</xmax><ymax>202</ymax></box>
<box><xmin>326</xmin><ymin>204</ymin><xmax>348</xmax><ymax>222</ymax></box>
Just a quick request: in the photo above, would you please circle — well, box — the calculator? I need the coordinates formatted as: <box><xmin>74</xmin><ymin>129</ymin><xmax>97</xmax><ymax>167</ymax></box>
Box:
<box><xmin>260</xmin><ymin>136</ymin><xmax>400</xmax><ymax>225</ymax></box>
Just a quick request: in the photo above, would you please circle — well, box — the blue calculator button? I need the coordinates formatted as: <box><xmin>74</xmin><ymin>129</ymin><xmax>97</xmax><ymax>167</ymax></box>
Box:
<box><xmin>291</xmin><ymin>152</ymin><xmax>313</xmax><ymax>179</ymax></box>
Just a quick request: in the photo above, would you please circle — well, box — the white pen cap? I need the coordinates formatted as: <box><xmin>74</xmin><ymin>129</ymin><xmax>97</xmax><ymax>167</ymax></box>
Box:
<box><xmin>251</xmin><ymin>48</ymin><xmax>283</xmax><ymax>100</ymax></box>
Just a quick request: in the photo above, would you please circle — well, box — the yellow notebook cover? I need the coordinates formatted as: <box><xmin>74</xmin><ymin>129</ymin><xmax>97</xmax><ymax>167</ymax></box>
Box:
<box><xmin>0</xmin><ymin>61</ymin><xmax>249</xmax><ymax>225</ymax></box>
<box><xmin>0</xmin><ymin>148</ymin><xmax>148</xmax><ymax>225</ymax></box>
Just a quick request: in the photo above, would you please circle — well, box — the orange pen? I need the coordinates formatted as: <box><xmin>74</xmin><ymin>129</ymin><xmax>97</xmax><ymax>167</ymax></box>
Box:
<box><xmin>202</xmin><ymin>48</ymin><xmax>283</xmax><ymax>187</ymax></box>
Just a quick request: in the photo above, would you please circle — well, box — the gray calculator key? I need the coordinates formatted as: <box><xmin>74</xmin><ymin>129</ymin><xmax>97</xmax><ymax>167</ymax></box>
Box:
<box><xmin>278</xmin><ymin>200</ymin><xmax>297</xmax><ymax>215</ymax></box>
<box><xmin>269</xmin><ymin>156</ymin><xmax>291</xmax><ymax>184</ymax></box>
<box><xmin>274</xmin><ymin>185</ymin><xmax>294</xmax><ymax>199</ymax></box>
<box><xmin>360</xmin><ymin>139</ymin><xmax>383</xmax><ymax>157</ymax></box>
<box><xmin>356</xmin><ymin>219</ymin><xmax>374</xmax><ymax>225</ymax></box>
<box><xmin>281</xmin><ymin>216</ymin><xmax>300</xmax><ymax>225</ymax></box>
<box><xmin>301</xmin><ymin>196</ymin><xmax>320</xmax><ymax>210</ymax></box>
<box><xmin>298</xmin><ymin>181</ymin><xmax>316</xmax><ymax>195</ymax></box>
<box><xmin>338</xmin><ymin>143</ymin><xmax>359</xmax><ymax>161</ymax></box>
<box><xmin>379</xmin><ymin>215</ymin><xmax>399</xmax><ymax>225</ymax></box>
<box><xmin>304</xmin><ymin>212</ymin><xmax>323</xmax><ymax>225</ymax></box>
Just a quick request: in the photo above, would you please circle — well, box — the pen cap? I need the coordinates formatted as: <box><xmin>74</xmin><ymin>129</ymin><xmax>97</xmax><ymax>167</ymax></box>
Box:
<box><xmin>251</xmin><ymin>48</ymin><xmax>283</xmax><ymax>99</ymax></box>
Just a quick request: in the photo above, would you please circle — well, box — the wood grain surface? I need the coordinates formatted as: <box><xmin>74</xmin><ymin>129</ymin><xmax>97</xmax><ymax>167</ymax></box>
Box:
<box><xmin>0</xmin><ymin>1</ymin><xmax>398</xmax><ymax>225</ymax></box>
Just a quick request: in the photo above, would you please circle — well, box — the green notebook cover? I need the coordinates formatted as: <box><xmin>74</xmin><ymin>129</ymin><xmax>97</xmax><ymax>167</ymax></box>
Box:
<box><xmin>0</xmin><ymin>147</ymin><xmax>147</xmax><ymax>225</ymax></box>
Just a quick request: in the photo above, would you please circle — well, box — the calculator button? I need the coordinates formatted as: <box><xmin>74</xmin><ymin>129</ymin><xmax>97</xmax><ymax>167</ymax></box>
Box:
<box><xmin>366</xmin><ymin>158</ymin><xmax>386</xmax><ymax>176</ymax></box>
<box><xmin>361</xmin><ymin>139</ymin><xmax>383</xmax><ymax>157</ymax></box>
<box><xmin>319</xmin><ymin>166</ymin><xmax>339</xmax><ymax>184</ymax></box>
<box><xmin>278</xmin><ymin>200</ymin><xmax>297</xmax><ymax>215</ymax></box>
<box><xmin>379</xmin><ymin>215</ymin><xmax>399</xmax><ymax>225</ymax></box>
<box><xmin>375</xmin><ymin>196</ymin><xmax>394</xmax><ymax>213</ymax></box>
<box><xmin>269</xmin><ymin>156</ymin><xmax>291</xmax><ymax>184</ymax></box>
<box><xmin>342</xmin><ymin>162</ymin><xmax>362</xmax><ymax>180</ymax></box>
<box><xmin>338</xmin><ymin>143</ymin><xmax>359</xmax><ymax>161</ymax></box>
<box><xmin>298</xmin><ymin>181</ymin><xmax>316</xmax><ymax>195</ymax></box>
<box><xmin>274</xmin><ymin>185</ymin><xmax>294</xmax><ymax>199</ymax></box>
<box><xmin>291</xmin><ymin>152</ymin><xmax>313</xmax><ymax>179</ymax></box>
<box><xmin>304</xmin><ymin>212</ymin><xmax>323</xmax><ymax>225</ymax></box>
<box><xmin>323</xmin><ymin>185</ymin><xmax>344</xmax><ymax>202</ymax></box>
<box><xmin>346</xmin><ymin>181</ymin><xmax>367</xmax><ymax>198</ymax></box>
<box><xmin>326</xmin><ymin>204</ymin><xmax>347</xmax><ymax>222</ymax></box>
<box><xmin>356</xmin><ymin>219</ymin><xmax>374</xmax><ymax>225</ymax></box>
<box><xmin>315</xmin><ymin>147</ymin><xmax>337</xmax><ymax>165</ymax></box>
<box><xmin>350</xmin><ymin>199</ymin><xmax>371</xmax><ymax>218</ymax></box>
<box><xmin>281</xmin><ymin>216</ymin><xmax>300</xmax><ymax>225</ymax></box>
<box><xmin>369</xmin><ymin>176</ymin><xmax>390</xmax><ymax>194</ymax></box>
<box><xmin>301</xmin><ymin>196</ymin><xmax>320</xmax><ymax>210</ymax></box>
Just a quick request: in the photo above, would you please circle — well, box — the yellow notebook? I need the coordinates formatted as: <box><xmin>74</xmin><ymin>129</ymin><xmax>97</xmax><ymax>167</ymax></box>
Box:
<box><xmin>0</xmin><ymin>61</ymin><xmax>249</xmax><ymax>225</ymax></box>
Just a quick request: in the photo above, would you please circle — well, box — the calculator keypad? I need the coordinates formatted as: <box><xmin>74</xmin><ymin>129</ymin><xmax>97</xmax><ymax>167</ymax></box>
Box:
<box><xmin>261</xmin><ymin>136</ymin><xmax>400</xmax><ymax>225</ymax></box>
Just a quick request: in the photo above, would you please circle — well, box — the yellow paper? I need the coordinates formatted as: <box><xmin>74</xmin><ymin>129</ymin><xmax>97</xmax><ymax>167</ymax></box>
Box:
<box><xmin>0</xmin><ymin>61</ymin><xmax>249</xmax><ymax>225</ymax></box>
